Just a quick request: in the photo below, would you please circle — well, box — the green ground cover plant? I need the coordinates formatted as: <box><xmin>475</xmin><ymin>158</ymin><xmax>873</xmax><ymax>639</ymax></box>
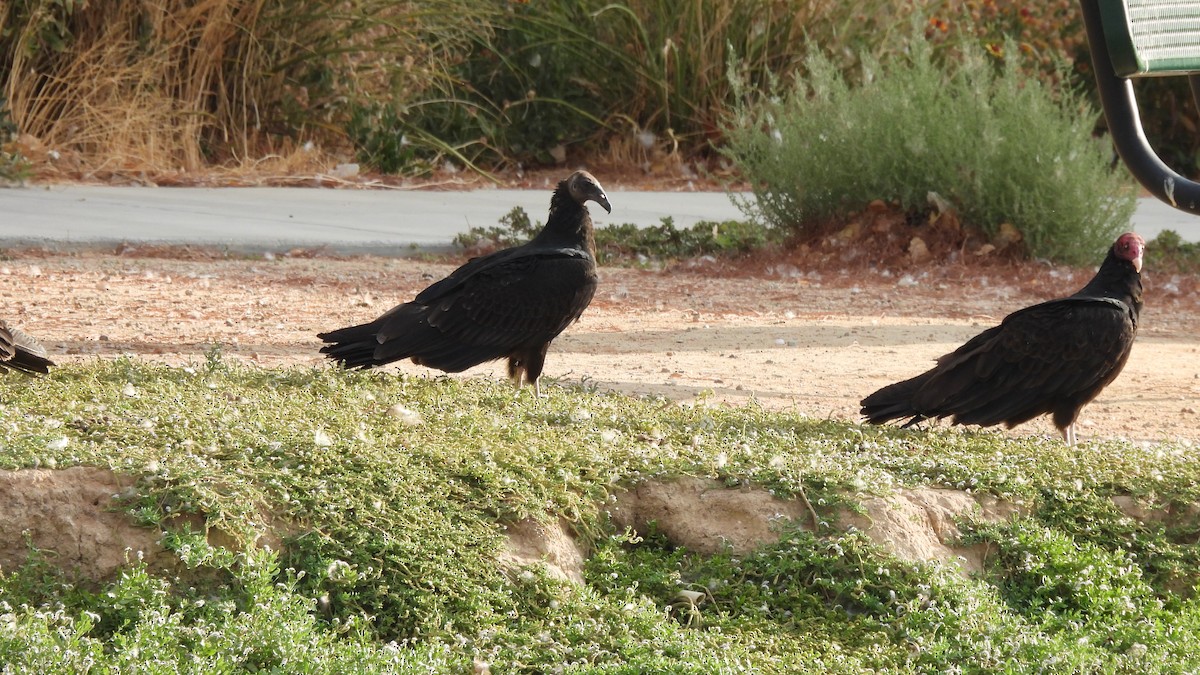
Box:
<box><xmin>0</xmin><ymin>356</ymin><xmax>1198</xmax><ymax>671</ymax></box>
<box><xmin>722</xmin><ymin>39</ymin><xmax>1137</xmax><ymax>265</ymax></box>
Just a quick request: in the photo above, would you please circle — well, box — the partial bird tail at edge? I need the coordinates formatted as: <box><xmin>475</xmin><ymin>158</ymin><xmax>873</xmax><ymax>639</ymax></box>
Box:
<box><xmin>7</xmin><ymin>349</ymin><xmax>53</xmax><ymax>376</ymax></box>
<box><xmin>318</xmin><ymin>321</ymin><xmax>384</xmax><ymax>370</ymax></box>
<box><xmin>859</xmin><ymin>374</ymin><xmax>931</xmax><ymax>426</ymax></box>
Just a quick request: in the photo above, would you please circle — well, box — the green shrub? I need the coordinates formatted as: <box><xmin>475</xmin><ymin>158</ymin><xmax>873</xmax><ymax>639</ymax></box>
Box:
<box><xmin>1145</xmin><ymin>229</ymin><xmax>1200</xmax><ymax>273</ymax></box>
<box><xmin>722</xmin><ymin>38</ymin><xmax>1137</xmax><ymax>264</ymax></box>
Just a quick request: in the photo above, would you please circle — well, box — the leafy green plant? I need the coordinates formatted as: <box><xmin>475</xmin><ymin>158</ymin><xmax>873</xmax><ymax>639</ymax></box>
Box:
<box><xmin>722</xmin><ymin>37</ymin><xmax>1137</xmax><ymax>264</ymax></box>
<box><xmin>0</xmin><ymin>547</ymin><xmax>452</xmax><ymax>672</ymax></box>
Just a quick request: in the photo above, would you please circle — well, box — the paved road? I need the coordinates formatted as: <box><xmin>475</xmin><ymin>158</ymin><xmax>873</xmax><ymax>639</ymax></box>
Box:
<box><xmin>1</xmin><ymin>185</ymin><xmax>1196</xmax><ymax>254</ymax></box>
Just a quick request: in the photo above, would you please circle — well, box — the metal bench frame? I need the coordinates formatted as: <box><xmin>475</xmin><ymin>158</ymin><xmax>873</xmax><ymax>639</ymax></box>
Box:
<box><xmin>1081</xmin><ymin>0</ymin><xmax>1200</xmax><ymax>213</ymax></box>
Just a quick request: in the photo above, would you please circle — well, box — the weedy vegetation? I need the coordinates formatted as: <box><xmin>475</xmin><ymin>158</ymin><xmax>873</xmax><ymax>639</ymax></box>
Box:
<box><xmin>0</xmin><ymin>96</ymin><xmax>30</xmax><ymax>184</ymax></box>
<box><xmin>453</xmin><ymin>206</ymin><xmax>779</xmax><ymax>265</ymax></box>
<box><xmin>0</xmin><ymin>356</ymin><xmax>1198</xmax><ymax>671</ymax></box>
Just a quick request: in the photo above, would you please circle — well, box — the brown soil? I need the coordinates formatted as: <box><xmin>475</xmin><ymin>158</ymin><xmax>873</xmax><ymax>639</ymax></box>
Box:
<box><xmin>4</xmin><ymin>242</ymin><xmax>1199</xmax><ymax>446</ymax></box>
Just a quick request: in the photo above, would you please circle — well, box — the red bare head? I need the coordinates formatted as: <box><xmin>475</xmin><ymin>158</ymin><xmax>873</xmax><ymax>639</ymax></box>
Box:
<box><xmin>1113</xmin><ymin>232</ymin><xmax>1145</xmax><ymax>273</ymax></box>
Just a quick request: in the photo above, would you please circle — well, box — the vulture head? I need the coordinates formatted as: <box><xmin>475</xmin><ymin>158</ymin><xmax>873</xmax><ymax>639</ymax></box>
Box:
<box><xmin>1113</xmin><ymin>232</ymin><xmax>1145</xmax><ymax>273</ymax></box>
<box><xmin>567</xmin><ymin>170</ymin><xmax>612</xmax><ymax>213</ymax></box>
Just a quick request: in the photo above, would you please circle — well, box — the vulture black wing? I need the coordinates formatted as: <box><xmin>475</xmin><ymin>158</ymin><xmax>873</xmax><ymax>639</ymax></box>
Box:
<box><xmin>371</xmin><ymin>247</ymin><xmax>597</xmax><ymax>371</ymax></box>
<box><xmin>861</xmin><ymin>231</ymin><xmax>1144</xmax><ymax>443</ymax></box>
<box><xmin>909</xmin><ymin>296</ymin><xmax>1136</xmax><ymax>429</ymax></box>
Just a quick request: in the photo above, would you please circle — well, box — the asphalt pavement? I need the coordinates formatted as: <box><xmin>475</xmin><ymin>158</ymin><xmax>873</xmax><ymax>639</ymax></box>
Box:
<box><xmin>1</xmin><ymin>184</ymin><xmax>1197</xmax><ymax>255</ymax></box>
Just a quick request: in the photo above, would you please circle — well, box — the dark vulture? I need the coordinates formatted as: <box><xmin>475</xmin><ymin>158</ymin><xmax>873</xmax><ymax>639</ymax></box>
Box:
<box><xmin>860</xmin><ymin>232</ymin><xmax>1144</xmax><ymax>445</ymax></box>
<box><xmin>0</xmin><ymin>320</ymin><xmax>53</xmax><ymax>375</ymax></box>
<box><xmin>318</xmin><ymin>170</ymin><xmax>610</xmax><ymax>396</ymax></box>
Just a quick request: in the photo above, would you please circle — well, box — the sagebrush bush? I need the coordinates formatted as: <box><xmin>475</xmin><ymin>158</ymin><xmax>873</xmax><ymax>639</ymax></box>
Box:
<box><xmin>722</xmin><ymin>39</ymin><xmax>1137</xmax><ymax>264</ymax></box>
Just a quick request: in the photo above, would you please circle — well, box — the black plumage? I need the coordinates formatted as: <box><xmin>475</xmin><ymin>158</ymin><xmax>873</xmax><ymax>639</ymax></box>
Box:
<box><xmin>860</xmin><ymin>232</ymin><xmax>1145</xmax><ymax>445</ymax></box>
<box><xmin>318</xmin><ymin>170</ymin><xmax>610</xmax><ymax>395</ymax></box>
<box><xmin>0</xmin><ymin>320</ymin><xmax>53</xmax><ymax>376</ymax></box>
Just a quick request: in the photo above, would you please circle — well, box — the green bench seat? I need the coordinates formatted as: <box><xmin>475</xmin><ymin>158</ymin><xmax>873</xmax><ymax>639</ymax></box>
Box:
<box><xmin>1101</xmin><ymin>0</ymin><xmax>1200</xmax><ymax>76</ymax></box>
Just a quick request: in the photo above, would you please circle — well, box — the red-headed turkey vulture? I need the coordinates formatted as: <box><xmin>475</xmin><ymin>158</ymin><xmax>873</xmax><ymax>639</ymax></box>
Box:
<box><xmin>860</xmin><ymin>232</ymin><xmax>1144</xmax><ymax>445</ymax></box>
<box><xmin>0</xmin><ymin>320</ymin><xmax>53</xmax><ymax>375</ymax></box>
<box><xmin>318</xmin><ymin>170</ymin><xmax>610</xmax><ymax>396</ymax></box>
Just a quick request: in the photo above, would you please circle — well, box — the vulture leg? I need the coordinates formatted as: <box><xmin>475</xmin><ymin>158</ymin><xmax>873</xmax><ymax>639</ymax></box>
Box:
<box><xmin>507</xmin><ymin>357</ymin><xmax>525</xmax><ymax>389</ymax></box>
<box><xmin>507</xmin><ymin>345</ymin><xmax>549</xmax><ymax>397</ymax></box>
<box><xmin>1061</xmin><ymin>424</ymin><xmax>1077</xmax><ymax>446</ymax></box>
<box><xmin>519</xmin><ymin>344</ymin><xmax>551</xmax><ymax>398</ymax></box>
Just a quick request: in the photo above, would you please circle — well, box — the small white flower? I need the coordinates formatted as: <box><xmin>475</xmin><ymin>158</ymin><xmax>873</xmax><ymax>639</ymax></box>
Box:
<box><xmin>386</xmin><ymin>404</ymin><xmax>422</xmax><ymax>426</ymax></box>
<box><xmin>326</xmin><ymin>559</ymin><xmax>352</xmax><ymax>581</ymax></box>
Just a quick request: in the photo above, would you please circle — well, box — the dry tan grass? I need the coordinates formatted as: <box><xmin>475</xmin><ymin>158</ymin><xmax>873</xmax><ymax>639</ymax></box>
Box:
<box><xmin>1</xmin><ymin>0</ymin><xmax>469</xmax><ymax>181</ymax></box>
<box><xmin>6</xmin><ymin>1</ymin><xmax>250</xmax><ymax>174</ymax></box>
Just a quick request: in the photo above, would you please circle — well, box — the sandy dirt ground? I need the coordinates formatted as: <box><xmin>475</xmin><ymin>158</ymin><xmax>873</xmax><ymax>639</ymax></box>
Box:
<box><xmin>2</xmin><ymin>249</ymin><xmax>1198</xmax><ymax>446</ymax></box>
